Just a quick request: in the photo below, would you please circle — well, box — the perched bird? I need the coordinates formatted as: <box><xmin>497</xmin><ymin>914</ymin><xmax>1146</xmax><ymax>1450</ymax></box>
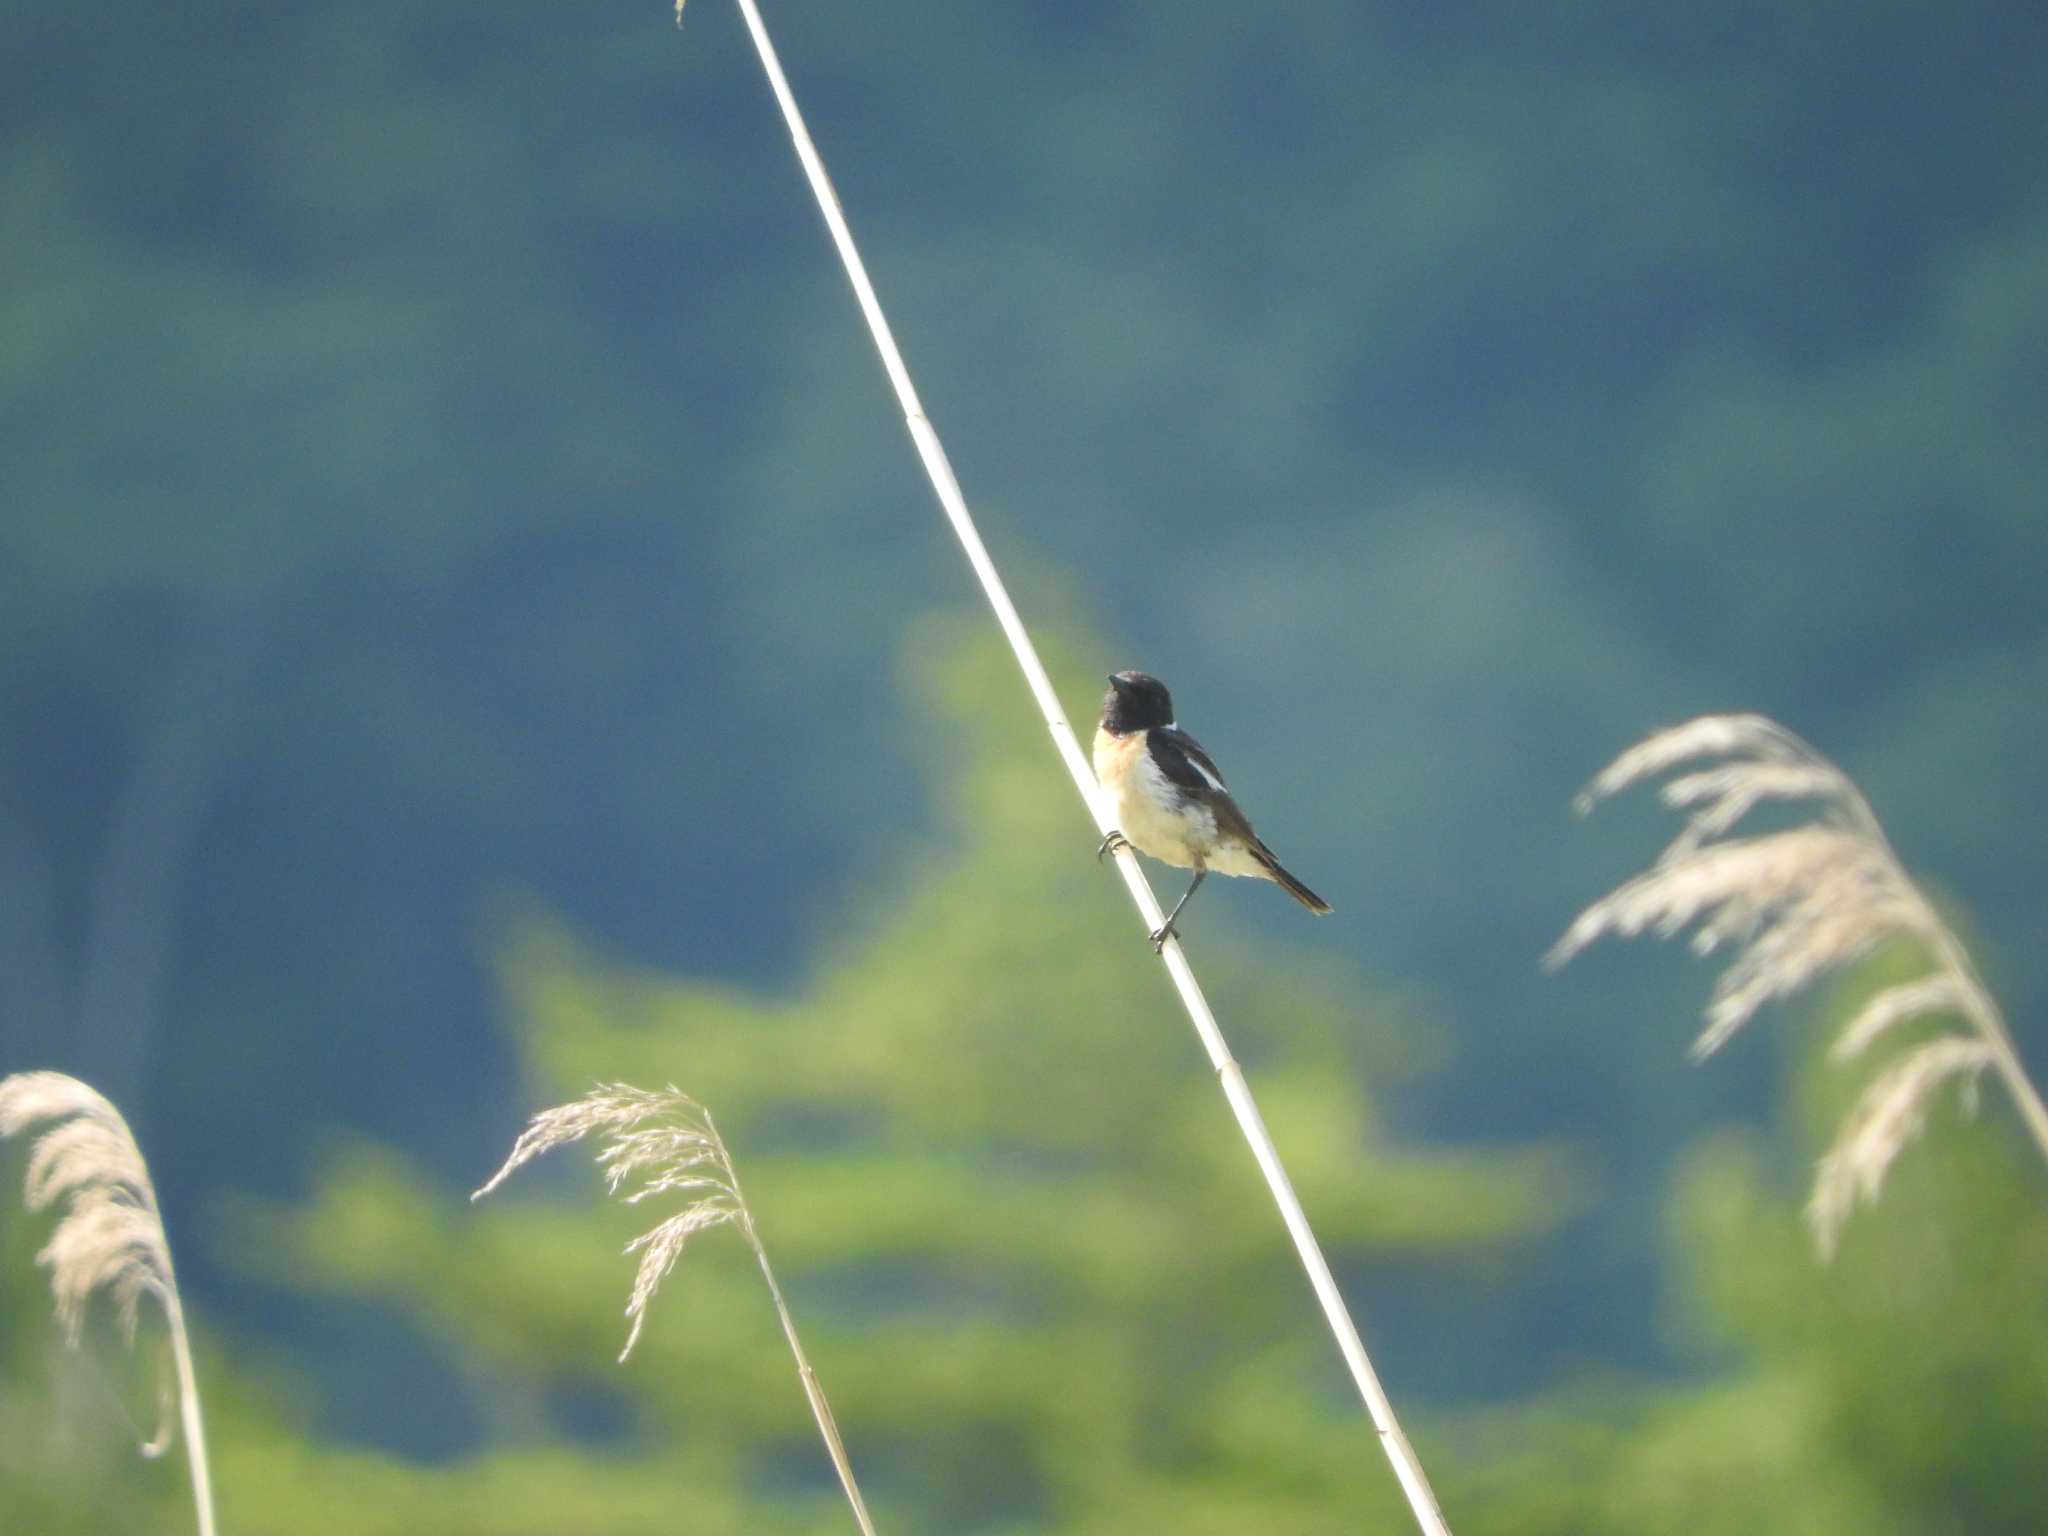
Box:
<box><xmin>1093</xmin><ymin>670</ymin><xmax>1331</xmax><ymax>950</ymax></box>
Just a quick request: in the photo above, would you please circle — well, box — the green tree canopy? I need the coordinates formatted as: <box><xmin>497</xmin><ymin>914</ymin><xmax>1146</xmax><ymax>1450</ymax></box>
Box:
<box><xmin>219</xmin><ymin>626</ymin><xmax>1572</xmax><ymax>1533</ymax></box>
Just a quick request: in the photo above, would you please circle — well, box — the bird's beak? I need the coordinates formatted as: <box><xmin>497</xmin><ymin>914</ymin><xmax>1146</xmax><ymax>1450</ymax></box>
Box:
<box><xmin>1105</xmin><ymin>673</ymin><xmax>1119</xmax><ymax>686</ymax></box>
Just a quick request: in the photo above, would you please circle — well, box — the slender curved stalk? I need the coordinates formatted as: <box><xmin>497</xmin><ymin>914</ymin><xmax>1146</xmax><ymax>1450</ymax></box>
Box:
<box><xmin>1820</xmin><ymin>758</ymin><xmax>2048</xmax><ymax>1171</ymax></box>
<box><xmin>723</xmin><ymin>6</ymin><xmax>1450</xmax><ymax>1529</ymax></box>
<box><xmin>719</xmin><ymin>1114</ymin><xmax>877</xmax><ymax>1536</ymax></box>
<box><xmin>163</xmin><ymin>1287</ymin><xmax>219</xmax><ymax>1536</ymax></box>
<box><xmin>1932</xmin><ymin>928</ymin><xmax>2048</xmax><ymax>1170</ymax></box>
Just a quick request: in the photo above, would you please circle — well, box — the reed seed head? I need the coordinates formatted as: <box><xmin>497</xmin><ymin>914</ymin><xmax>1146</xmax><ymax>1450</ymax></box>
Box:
<box><xmin>474</xmin><ymin>1083</ymin><xmax>746</xmax><ymax>1361</ymax></box>
<box><xmin>1555</xmin><ymin>715</ymin><xmax>2011</xmax><ymax>1257</ymax></box>
<box><xmin>0</xmin><ymin>1072</ymin><xmax>176</xmax><ymax>1347</ymax></box>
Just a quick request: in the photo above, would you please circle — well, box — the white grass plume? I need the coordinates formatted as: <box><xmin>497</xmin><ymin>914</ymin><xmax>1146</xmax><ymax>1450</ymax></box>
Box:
<box><xmin>474</xmin><ymin>1084</ymin><xmax>737</xmax><ymax>1361</ymax></box>
<box><xmin>0</xmin><ymin>1071</ymin><xmax>218</xmax><ymax>1535</ymax></box>
<box><xmin>475</xmin><ymin>1083</ymin><xmax>876</xmax><ymax>1534</ymax></box>
<box><xmin>1805</xmin><ymin>1037</ymin><xmax>1994</xmax><ymax>1258</ymax></box>
<box><xmin>1551</xmin><ymin>715</ymin><xmax>2048</xmax><ymax>1257</ymax></box>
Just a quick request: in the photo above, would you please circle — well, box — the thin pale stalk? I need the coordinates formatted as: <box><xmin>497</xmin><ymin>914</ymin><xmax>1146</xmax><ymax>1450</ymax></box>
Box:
<box><xmin>1860</xmin><ymin>789</ymin><xmax>2048</xmax><ymax>1171</ymax></box>
<box><xmin>742</xmin><ymin>1229</ymin><xmax>874</xmax><ymax>1535</ymax></box>
<box><xmin>1936</xmin><ymin>930</ymin><xmax>2048</xmax><ymax>1170</ymax></box>
<box><xmin>161</xmin><ymin>1287</ymin><xmax>218</xmax><ymax>1536</ymax></box>
<box><xmin>724</xmin><ymin>6</ymin><xmax>1451</xmax><ymax>1529</ymax></box>
<box><xmin>714</xmin><ymin>1115</ymin><xmax>876</xmax><ymax>1536</ymax></box>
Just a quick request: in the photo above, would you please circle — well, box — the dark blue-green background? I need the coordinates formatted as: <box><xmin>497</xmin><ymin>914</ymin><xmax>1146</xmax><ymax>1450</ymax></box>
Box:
<box><xmin>4</xmin><ymin>0</ymin><xmax>2045</xmax><ymax>1519</ymax></box>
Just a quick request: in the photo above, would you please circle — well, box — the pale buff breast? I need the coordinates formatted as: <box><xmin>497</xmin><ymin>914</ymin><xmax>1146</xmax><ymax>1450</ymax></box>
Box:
<box><xmin>1093</xmin><ymin>726</ymin><xmax>1214</xmax><ymax>870</ymax></box>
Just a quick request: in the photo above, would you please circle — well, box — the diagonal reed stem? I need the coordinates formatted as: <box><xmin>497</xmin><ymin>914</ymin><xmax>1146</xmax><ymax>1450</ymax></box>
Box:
<box><xmin>724</xmin><ymin>5</ymin><xmax>1451</xmax><ymax>1528</ymax></box>
<box><xmin>714</xmin><ymin>1111</ymin><xmax>878</xmax><ymax>1536</ymax></box>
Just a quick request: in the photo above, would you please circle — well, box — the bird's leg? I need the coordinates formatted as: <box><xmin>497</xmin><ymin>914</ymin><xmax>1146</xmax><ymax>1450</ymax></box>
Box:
<box><xmin>1096</xmin><ymin>829</ymin><xmax>1131</xmax><ymax>862</ymax></box>
<box><xmin>1150</xmin><ymin>866</ymin><xmax>1206</xmax><ymax>952</ymax></box>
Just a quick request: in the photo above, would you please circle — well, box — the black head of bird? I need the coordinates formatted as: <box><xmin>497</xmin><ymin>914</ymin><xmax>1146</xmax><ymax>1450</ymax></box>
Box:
<box><xmin>1101</xmin><ymin>670</ymin><xmax>1174</xmax><ymax>736</ymax></box>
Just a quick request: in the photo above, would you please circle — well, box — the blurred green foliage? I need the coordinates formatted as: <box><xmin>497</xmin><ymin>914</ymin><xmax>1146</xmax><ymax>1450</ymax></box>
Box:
<box><xmin>225</xmin><ymin>628</ymin><xmax>1572</xmax><ymax>1531</ymax></box>
<box><xmin>10</xmin><ymin>633</ymin><xmax>2048</xmax><ymax>1531</ymax></box>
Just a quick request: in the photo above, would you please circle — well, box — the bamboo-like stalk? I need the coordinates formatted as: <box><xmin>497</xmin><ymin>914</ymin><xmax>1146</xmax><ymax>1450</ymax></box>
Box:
<box><xmin>722</xmin><ymin>5</ymin><xmax>1451</xmax><ymax>1529</ymax></box>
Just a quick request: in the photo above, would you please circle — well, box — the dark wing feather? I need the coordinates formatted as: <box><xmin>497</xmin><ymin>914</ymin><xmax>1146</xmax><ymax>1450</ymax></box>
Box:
<box><xmin>1149</xmin><ymin>726</ymin><xmax>1261</xmax><ymax>845</ymax></box>
<box><xmin>1150</xmin><ymin>728</ymin><xmax>1329</xmax><ymax>912</ymax></box>
<box><xmin>1149</xmin><ymin>725</ymin><xmax>1229</xmax><ymax>793</ymax></box>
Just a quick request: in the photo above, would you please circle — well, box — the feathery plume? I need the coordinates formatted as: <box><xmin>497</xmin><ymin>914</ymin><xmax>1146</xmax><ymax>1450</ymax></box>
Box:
<box><xmin>476</xmin><ymin>1083</ymin><xmax>875</xmax><ymax>1534</ymax></box>
<box><xmin>473</xmin><ymin>1083</ymin><xmax>739</xmax><ymax>1361</ymax></box>
<box><xmin>2</xmin><ymin>1074</ymin><xmax>169</xmax><ymax>1343</ymax></box>
<box><xmin>0</xmin><ymin>1071</ymin><xmax>217</xmax><ymax>1536</ymax></box>
<box><xmin>1553</xmin><ymin>715</ymin><xmax>2048</xmax><ymax>1256</ymax></box>
<box><xmin>1806</xmin><ymin>1037</ymin><xmax>1993</xmax><ymax>1260</ymax></box>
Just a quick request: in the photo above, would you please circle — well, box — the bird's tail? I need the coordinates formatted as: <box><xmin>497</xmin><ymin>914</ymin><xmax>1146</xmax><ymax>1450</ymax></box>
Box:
<box><xmin>1251</xmin><ymin>843</ymin><xmax>1332</xmax><ymax>915</ymax></box>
